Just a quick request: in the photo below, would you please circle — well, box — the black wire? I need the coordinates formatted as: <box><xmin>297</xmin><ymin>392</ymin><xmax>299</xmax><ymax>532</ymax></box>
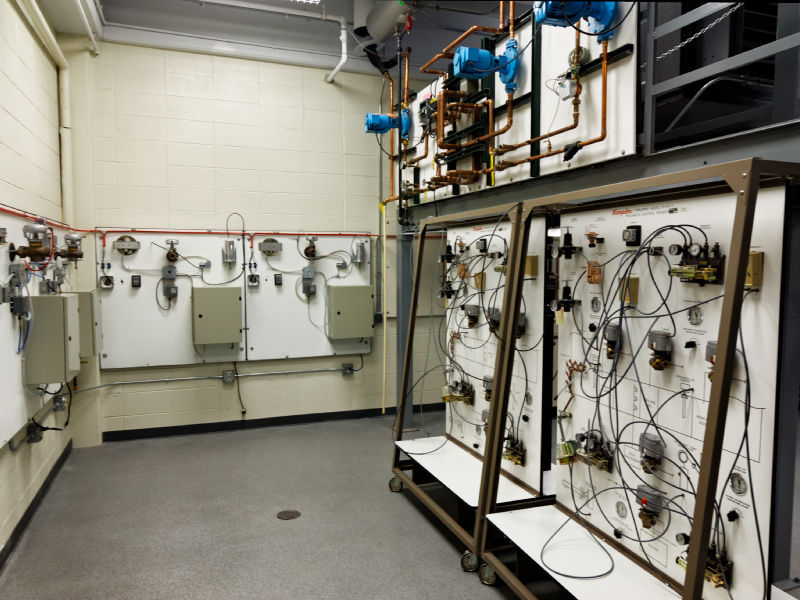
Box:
<box><xmin>353</xmin><ymin>354</ymin><xmax>365</xmax><ymax>372</ymax></box>
<box><xmin>233</xmin><ymin>362</ymin><xmax>246</xmax><ymax>415</ymax></box>
<box><xmin>64</xmin><ymin>381</ymin><xmax>73</xmax><ymax>427</ymax></box>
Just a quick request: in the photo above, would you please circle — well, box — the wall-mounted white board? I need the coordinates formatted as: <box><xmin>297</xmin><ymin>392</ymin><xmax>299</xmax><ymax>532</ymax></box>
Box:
<box><xmin>0</xmin><ymin>211</ymin><xmax>78</xmax><ymax>446</ymax></box>
<box><xmin>96</xmin><ymin>231</ymin><xmax>373</xmax><ymax>369</ymax></box>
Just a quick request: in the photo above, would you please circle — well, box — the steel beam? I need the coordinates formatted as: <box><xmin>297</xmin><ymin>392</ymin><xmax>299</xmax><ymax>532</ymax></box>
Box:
<box><xmin>653</xmin><ymin>3</ymin><xmax>734</xmax><ymax>40</ymax></box>
<box><xmin>652</xmin><ymin>32</ymin><xmax>800</xmax><ymax>96</ymax></box>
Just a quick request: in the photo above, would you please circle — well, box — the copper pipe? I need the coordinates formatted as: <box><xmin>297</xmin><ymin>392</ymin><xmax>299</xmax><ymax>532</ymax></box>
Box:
<box><xmin>439</xmin><ymin>92</ymin><xmax>514</xmax><ymax>159</ymax></box>
<box><xmin>383</xmin><ymin>73</ymin><xmax>396</xmax><ymax>204</ymax></box>
<box><xmin>496</xmin><ymin>29</ymin><xmax>582</xmax><ymax>155</ymax></box>
<box><xmin>494</xmin><ymin>41</ymin><xmax>609</xmax><ymax>171</ymax></box>
<box><xmin>499</xmin><ymin>1</ymin><xmax>505</xmax><ymax>29</ymax></box>
<box><xmin>407</xmin><ymin>133</ymin><xmax>429</xmax><ymax>166</ymax></box>
<box><xmin>477</xmin><ymin>94</ymin><xmax>513</xmax><ymax>143</ymax></box>
<box><xmin>578</xmin><ymin>41</ymin><xmax>608</xmax><ymax>148</ymax></box>
<box><xmin>437</xmin><ymin>90</ymin><xmax>467</xmax><ymax>149</ymax></box>
<box><xmin>508</xmin><ymin>1</ymin><xmax>515</xmax><ymax>38</ymax></box>
<box><xmin>420</xmin><ymin>24</ymin><xmax>503</xmax><ymax>75</ymax></box>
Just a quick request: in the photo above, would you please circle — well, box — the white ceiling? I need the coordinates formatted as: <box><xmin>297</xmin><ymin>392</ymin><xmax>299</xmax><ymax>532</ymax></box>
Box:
<box><xmin>39</xmin><ymin>0</ymin><xmax>507</xmax><ymax>76</ymax></box>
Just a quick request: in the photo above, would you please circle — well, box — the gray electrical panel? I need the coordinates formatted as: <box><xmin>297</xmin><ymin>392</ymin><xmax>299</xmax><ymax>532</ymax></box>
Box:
<box><xmin>326</xmin><ymin>285</ymin><xmax>374</xmax><ymax>339</ymax></box>
<box><xmin>24</xmin><ymin>293</ymin><xmax>81</xmax><ymax>385</ymax></box>
<box><xmin>192</xmin><ymin>287</ymin><xmax>242</xmax><ymax>345</ymax></box>
<box><xmin>77</xmin><ymin>290</ymin><xmax>100</xmax><ymax>358</ymax></box>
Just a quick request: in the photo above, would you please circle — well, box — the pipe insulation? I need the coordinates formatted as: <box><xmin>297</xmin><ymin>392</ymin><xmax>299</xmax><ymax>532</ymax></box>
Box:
<box><xmin>14</xmin><ymin>0</ymin><xmax>74</xmax><ymax>226</ymax></box>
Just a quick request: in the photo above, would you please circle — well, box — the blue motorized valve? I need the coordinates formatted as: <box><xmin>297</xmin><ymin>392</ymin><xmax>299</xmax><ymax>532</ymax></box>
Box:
<box><xmin>453</xmin><ymin>39</ymin><xmax>519</xmax><ymax>93</ymax></box>
<box><xmin>534</xmin><ymin>1</ymin><xmax>618</xmax><ymax>42</ymax></box>
<box><xmin>364</xmin><ymin>109</ymin><xmax>410</xmax><ymax>139</ymax></box>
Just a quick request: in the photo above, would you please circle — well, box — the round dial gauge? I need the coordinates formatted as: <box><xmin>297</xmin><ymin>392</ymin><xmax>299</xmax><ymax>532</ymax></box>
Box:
<box><xmin>687</xmin><ymin>242</ymin><xmax>702</xmax><ymax>257</ymax></box>
<box><xmin>549</xmin><ymin>299</ymin><xmax>560</xmax><ymax>312</ymax></box>
<box><xmin>730</xmin><ymin>472</ymin><xmax>747</xmax><ymax>495</ymax></box>
<box><xmin>591</xmin><ymin>297</ymin><xmax>602</xmax><ymax>312</ymax></box>
<box><xmin>687</xmin><ymin>306</ymin><xmax>703</xmax><ymax>326</ymax></box>
<box><xmin>550</xmin><ymin>244</ymin><xmax>561</xmax><ymax>259</ymax></box>
<box><xmin>668</xmin><ymin>243</ymin><xmax>683</xmax><ymax>256</ymax></box>
<box><xmin>615</xmin><ymin>501</ymin><xmax>628</xmax><ymax>519</ymax></box>
<box><xmin>622</xmin><ymin>229</ymin><xmax>633</xmax><ymax>242</ymax></box>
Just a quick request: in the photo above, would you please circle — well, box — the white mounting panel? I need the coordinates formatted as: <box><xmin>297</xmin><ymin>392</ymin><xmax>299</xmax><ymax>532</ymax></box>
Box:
<box><xmin>97</xmin><ymin>231</ymin><xmax>372</xmax><ymax>369</ymax></box>
<box><xmin>444</xmin><ymin>217</ymin><xmax>547</xmax><ymax>492</ymax></box>
<box><xmin>553</xmin><ymin>187</ymin><xmax>785</xmax><ymax>598</ymax></box>
<box><xmin>0</xmin><ymin>212</ymin><xmax>76</xmax><ymax>446</ymax></box>
<box><xmin>404</xmin><ymin>4</ymin><xmax>637</xmax><ymax>201</ymax></box>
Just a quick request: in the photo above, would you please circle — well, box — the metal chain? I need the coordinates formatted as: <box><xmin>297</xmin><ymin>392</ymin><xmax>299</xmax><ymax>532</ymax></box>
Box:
<box><xmin>655</xmin><ymin>2</ymin><xmax>744</xmax><ymax>62</ymax></box>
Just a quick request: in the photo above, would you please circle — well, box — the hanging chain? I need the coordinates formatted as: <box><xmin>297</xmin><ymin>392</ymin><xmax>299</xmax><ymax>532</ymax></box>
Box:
<box><xmin>654</xmin><ymin>2</ymin><xmax>744</xmax><ymax>62</ymax></box>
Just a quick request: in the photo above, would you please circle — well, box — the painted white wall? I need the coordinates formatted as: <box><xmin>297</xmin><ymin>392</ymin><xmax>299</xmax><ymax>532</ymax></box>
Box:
<box><xmin>0</xmin><ymin>0</ymin><xmax>71</xmax><ymax>559</ymax></box>
<box><xmin>64</xmin><ymin>40</ymin><xmax>442</xmax><ymax>434</ymax></box>
<box><xmin>0</xmin><ymin>0</ymin><xmax>61</xmax><ymax>219</ymax></box>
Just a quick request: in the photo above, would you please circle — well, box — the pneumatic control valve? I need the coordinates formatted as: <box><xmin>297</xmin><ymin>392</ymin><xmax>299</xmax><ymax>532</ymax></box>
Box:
<box><xmin>648</xmin><ymin>330</ymin><xmax>673</xmax><ymax>371</ymax></box>
<box><xmin>453</xmin><ymin>38</ymin><xmax>520</xmax><ymax>93</ymax></box>
<box><xmin>550</xmin><ymin>284</ymin><xmax>580</xmax><ymax>312</ymax></box>
<box><xmin>534</xmin><ymin>1</ymin><xmax>619</xmax><ymax>42</ymax></box>
<box><xmin>364</xmin><ymin>109</ymin><xmax>411</xmax><ymax>140</ymax></box>
<box><xmin>551</xmin><ymin>227</ymin><xmax>581</xmax><ymax>260</ymax></box>
<box><xmin>604</xmin><ymin>322</ymin><xmax>620</xmax><ymax>359</ymax></box>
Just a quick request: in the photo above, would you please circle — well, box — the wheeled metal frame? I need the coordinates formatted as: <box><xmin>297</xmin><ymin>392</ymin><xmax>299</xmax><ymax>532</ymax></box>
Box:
<box><xmin>474</xmin><ymin>158</ymin><xmax>800</xmax><ymax>599</ymax></box>
<box><xmin>390</xmin><ymin>202</ymin><xmax>553</xmax><ymax>568</ymax></box>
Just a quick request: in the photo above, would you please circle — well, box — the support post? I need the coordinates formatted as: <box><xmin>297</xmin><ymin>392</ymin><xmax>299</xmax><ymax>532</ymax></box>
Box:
<box><xmin>683</xmin><ymin>160</ymin><xmax>760</xmax><ymax>599</ymax></box>
<box><xmin>475</xmin><ymin>204</ymin><xmax>532</xmax><ymax>551</ymax></box>
<box><xmin>396</xmin><ymin>227</ymin><xmax>415</xmax><ymax>431</ymax></box>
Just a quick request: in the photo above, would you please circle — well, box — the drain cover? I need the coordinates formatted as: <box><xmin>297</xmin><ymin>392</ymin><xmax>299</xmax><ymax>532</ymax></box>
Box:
<box><xmin>277</xmin><ymin>510</ymin><xmax>301</xmax><ymax>520</ymax></box>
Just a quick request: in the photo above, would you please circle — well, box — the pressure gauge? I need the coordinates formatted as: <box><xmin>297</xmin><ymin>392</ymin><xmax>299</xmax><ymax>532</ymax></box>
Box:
<box><xmin>550</xmin><ymin>244</ymin><xmax>561</xmax><ymax>259</ymax></box>
<box><xmin>591</xmin><ymin>297</ymin><xmax>602</xmax><ymax>312</ymax></box>
<box><xmin>687</xmin><ymin>306</ymin><xmax>703</xmax><ymax>326</ymax></box>
<box><xmin>687</xmin><ymin>242</ymin><xmax>702</xmax><ymax>257</ymax></box>
<box><xmin>615</xmin><ymin>500</ymin><xmax>628</xmax><ymax>519</ymax></box>
<box><xmin>549</xmin><ymin>299</ymin><xmax>560</xmax><ymax>312</ymax></box>
<box><xmin>730</xmin><ymin>472</ymin><xmax>747</xmax><ymax>496</ymax></box>
<box><xmin>668</xmin><ymin>243</ymin><xmax>683</xmax><ymax>256</ymax></box>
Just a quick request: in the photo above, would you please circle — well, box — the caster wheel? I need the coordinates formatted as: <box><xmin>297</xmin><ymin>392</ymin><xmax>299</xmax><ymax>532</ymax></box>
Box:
<box><xmin>388</xmin><ymin>476</ymin><xmax>403</xmax><ymax>493</ymax></box>
<box><xmin>478</xmin><ymin>563</ymin><xmax>496</xmax><ymax>586</ymax></box>
<box><xmin>460</xmin><ymin>550</ymin><xmax>479</xmax><ymax>572</ymax></box>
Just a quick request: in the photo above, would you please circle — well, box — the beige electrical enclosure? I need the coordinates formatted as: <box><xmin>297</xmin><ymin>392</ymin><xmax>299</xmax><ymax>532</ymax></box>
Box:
<box><xmin>326</xmin><ymin>285</ymin><xmax>374</xmax><ymax>340</ymax></box>
<box><xmin>77</xmin><ymin>290</ymin><xmax>100</xmax><ymax>358</ymax></box>
<box><xmin>192</xmin><ymin>287</ymin><xmax>242</xmax><ymax>345</ymax></box>
<box><xmin>24</xmin><ymin>294</ymin><xmax>81</xmax><ymax>385</ymax></box>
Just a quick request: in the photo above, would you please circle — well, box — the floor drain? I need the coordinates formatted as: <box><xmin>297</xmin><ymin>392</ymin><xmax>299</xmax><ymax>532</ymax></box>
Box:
<box><xmin>277</xmin><ymin>510</ymin><xmax>301</xmax><ymax>520</ymax></box>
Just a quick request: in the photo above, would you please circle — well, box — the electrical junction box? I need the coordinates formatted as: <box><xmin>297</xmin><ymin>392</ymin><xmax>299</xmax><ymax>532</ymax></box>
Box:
<box><xmin>77</xmin><ymin>290</ymin><xmax>101</xmax><ymax>358</ymax></box>
<box><xmin>326</xmin><ymin>285</ymin><xmax>374</xmax><ymax>340</ymax></box>
<box><xmin>24</xmin><ymin>294</ymin><xmax>80</xmax><ymax>385</ymax></box>
<box><xmin>192</xmin><ymin>287</ymin><xmax>242</xmax><ymax>345</ymax></box>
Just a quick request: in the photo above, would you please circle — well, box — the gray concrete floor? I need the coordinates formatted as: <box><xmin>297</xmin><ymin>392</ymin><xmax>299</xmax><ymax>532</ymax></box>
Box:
<box><xmin>0</xmin><ymin>415</ymin><xmax>518</xmax><ymax>600</ymax></box>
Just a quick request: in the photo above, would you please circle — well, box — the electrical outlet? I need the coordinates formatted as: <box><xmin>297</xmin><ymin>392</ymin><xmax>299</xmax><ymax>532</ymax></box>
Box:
<box><xmin>221</xmin><ymin>370</ymin><xmax>236</xmax><ymax>384</ymax></box>
<box><xmin>341</xmin><ymin>363</ymin><xmax>354</xmax><ymax>375</ymax></box>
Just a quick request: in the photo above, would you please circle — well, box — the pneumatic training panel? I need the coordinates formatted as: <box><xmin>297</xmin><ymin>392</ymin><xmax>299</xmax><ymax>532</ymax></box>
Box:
<box><xmin>551</xmin><ymin>187</ymin><xmax>784</xmax><ymax>597</ymax></box>
<box><xmin>442</xmin><ymin>217</ymin><xmax>548</xmax><ymax>491</ymax></box>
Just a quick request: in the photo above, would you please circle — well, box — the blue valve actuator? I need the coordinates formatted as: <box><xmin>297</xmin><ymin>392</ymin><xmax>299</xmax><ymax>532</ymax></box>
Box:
<box><xmin>534</xmin><ymin>1</ymin><xmax>618</xmax><ymax>42</ymax></box>
<box><xmin>364</xmin><ymin>109</ymin><xmax>410</xmax><ymax>139</ymax></box>
<box><xmin>453</xmin><ymin>39</ymin><xmax>519</xmax><ymax>93</ymax></box>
